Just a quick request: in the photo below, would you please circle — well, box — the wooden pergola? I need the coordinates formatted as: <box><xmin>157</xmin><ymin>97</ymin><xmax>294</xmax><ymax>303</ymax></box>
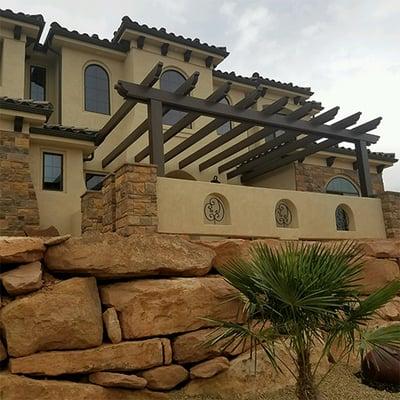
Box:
<box><xmin>96</xmin><ymin>62</ymin><xmax>382</xmax><ymax>197</ymax></box>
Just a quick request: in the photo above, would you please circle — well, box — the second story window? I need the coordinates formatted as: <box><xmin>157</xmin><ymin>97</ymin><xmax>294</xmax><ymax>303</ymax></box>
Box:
<box><xmin>84</xmin><ymin>64</ymin><xmax>110</xmax><ymax>115</ymax></box>
<box><xmin>217</xmin><ymin>97</ymin><xmax>232</xmax><ymax>135</ymax></box>
<box><xmin>160</xmin><ymin>70</ymin><xmax>187</xmax><ymax>126</ymax></box>
<box><xmin>43</xmin><ymin>152</ymin><xmax>63</xmax><ymax>191</ymax></box>
<box><xmin>30</xmin><ymin>66</ymin><xmax>46</xmax><ymax>101</ymax></box>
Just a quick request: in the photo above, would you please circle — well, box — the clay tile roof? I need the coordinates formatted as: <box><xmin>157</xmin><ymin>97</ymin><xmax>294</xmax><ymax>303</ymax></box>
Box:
<box><xmin>327</xmin><ymin>145</ymin><xmax>398</xmax><ymax>163</ymax></box>
<box><xmin>0</xmin><ymin>96</ymin><xmax>53</xmax><ymax>117</ymax></box>
<box><xmin>0</xmin><ymin>8</ymin><xmax>45</xmax><ymax>27</ymax></box>
<box><xmin>213</xmin><ymin>70</ymin><xmax>313</xmax><ymax>96</ymax></box>
<box><xmin>46</xmin><ymin>22</ymin><xmax>129</xmax><ymax>52</ymax></box>
<box><xmin>112</xmin><ymin>16</ymin><xmax>229</xmax><ymax>58</ymax></box>
<box><xmin>30</xmin><ymin>124</ymin><xmax>97</xmax><ymax>142</ymax></box>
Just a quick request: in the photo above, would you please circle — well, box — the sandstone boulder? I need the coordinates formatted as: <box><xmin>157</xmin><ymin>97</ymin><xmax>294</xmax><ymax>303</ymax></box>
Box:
<box><xmin>172</xmin><ymin>327</ymin><xmax>249</xmax><ymax>364</ymax></box>
<box><xmin>359</xmin><ymin>258</ymin><xmax>400</xmax><ymax>295</ymax></box>
<box><xmin>0</xmin><ymin>339</ymin><xmax>7</xmax><ymax>361</ymax></box>
<box><xmin>24</xmin><ymin>225</ymin><xmax>60</xmax><ymax>237</ymax></box>
<box><xmin>89</xmin><ymin>372</ymin><xmax>147</xmax><ymax>389</ymax></box>
<box><xmin>103</xmin><ymin>307</ymin><xmax>122</xmax><ymax>344</ymax></box>
<box><xmin>141</xmin><ymin>365</ymin><xmax>189</xmax><ymax>391</ymax></box>
<box><xmin>0</xmin><ymin>237</ymin><xmax>45</xmax><ymax>264</ymax></box>
<box><xmin>0</xmin><ymin>261</ymin><xmax>42</xmax><ymax>295</ymax></box>
<box><xmin>190</xmin><ymin>356</ymin><xmax>230</xmax><ymax>379</ymax></box>
<box><xmin>1</xmin><ymin>277</ymin><xmax>103</xmax><ymax>357</ymax></box>
<box><xmin>101</xmin><ymin>276</ymin><xmax>243</xmax><ymax>339</ymax></box>
<box><xmin>44</xmin><ymin>234</ymin><xmax>71</xmax><ymax>246</ymax></box>
<box><xmin>45</xmin><ymin>233</ymin><xmax>215</xmax><ymax>278</ymax></box>
<box><xmin>10</xmin><ymin>339</ymin><xmax>166</xmax><ymax>376</ymax></box>
<box><xmin>0</xmin><ymin>373</ymin><xmax>168</xmax><ymax>400</ymax></box>
<box><xmin>358</xmin><ymin>240</ymin><xmax>400</xmax><ymax>258</ymax></box>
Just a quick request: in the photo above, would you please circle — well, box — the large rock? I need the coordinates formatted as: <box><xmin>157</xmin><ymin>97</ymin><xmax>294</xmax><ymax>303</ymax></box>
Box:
<box><xmin>103</xmin><ymin>307</ymin><xmax>122</xmax><ymax>344</ymax></box>
<box><xmin>45</xmin><ymin>233</ymin><xmax>215</xmax><ymax>278</ymax></box>
<box><xmin>358</xmin><ymin>240</ymin><xmax>400</xmax><ymax>258</ymax></box>
<box><xmin>89</xmin><ymin>372</ymin><xmax>147</xmax><ymax>389</ymax></box>
<box><xmin>0</xmin><ymin>373</ymin><xmax>168</xmax><ymax>400</ymax></box>
<box><xmin>378</xmin><ymin>297</ymin><xmax>400</xmax><ymax>321</ymax></box>
<box><xmin>0</xmin><ymin>339</ymin><xmax>7</xmax><ymax>361</ymax></box>
<box><xmin>190</xmin><ymin>356</ymin><xmax>230</xmax><ymax>379</ymax></box>
<box><xmin>1</xmin><ymin>277</ymin><xmax>103</xmax><ymax>357</ymax></box>
<box><xmin>201</xmin><ymin>239</ymin><xmax>282</xmax><ymax>269</ymax></box>
<box><xmin>0</xmin><ymin>237</ymin><xmax>45</xmax><ymax>264</ymax></box>
<box><xmin>141</xmin><ymin>365</ymin><xmax>189</xmax><ymax>391</ymax></box>
<box><xmin>172</xmin><ymin>327</ymin><xmax>249</xmax><ymax>364</ymax></box>
<box><xmin>100</xmin><ymin>276</ymin><xmax>243</xmax><ymax>339</ymax></box>
<box><xmin>10</xmin><ymin>339</ymin><xmax>167</xmax><ymax>376</ymax></box>
<box><xmin>0</xmin><ymin>261</ymin><xmax>43</xmax><ymax>295</ymax></box>
<box><xmin>359</xmin><ymin>258</ymin><xmax>400</xmax><ymax>294</ymax></box>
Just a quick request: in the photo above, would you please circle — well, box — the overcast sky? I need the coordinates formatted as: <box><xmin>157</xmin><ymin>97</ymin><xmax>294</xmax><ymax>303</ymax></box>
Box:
<box><xmin>6</xmin><ymin>0</ymin><xmax>400</xmax><ymax>190</ymax></box>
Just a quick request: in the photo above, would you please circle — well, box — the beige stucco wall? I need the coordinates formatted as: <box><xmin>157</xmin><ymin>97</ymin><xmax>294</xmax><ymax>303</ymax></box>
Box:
<box><xmin>29</xmin><ymin>135</ymin><xmax>93</xmax><ymax>236</ymax></box>
<box><xmin>157</xmin><ymin>177</ymin><xmax>387</xmax><ymax>240</ymax></box>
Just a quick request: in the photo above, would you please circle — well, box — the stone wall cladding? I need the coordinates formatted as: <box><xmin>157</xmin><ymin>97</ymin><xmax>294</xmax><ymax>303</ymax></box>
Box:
<box><xmin>81</xmin><ymin>191</ymin><xmax>103</xmax><ymax>234</ymax></box>
<box><xmin>0</xmin><ymin>130</ymin><xmax>40</xmax><ymax>235</ymax></box>
<box><xmin>294</xmin><ymin>163</ymin><xmax>384</xmax><ymax>195</ymax></box>
<box><xmin>102</xmin><ymin>174</ymin><xmax>116</xmax><ymax>233</ymax></box>
<box><xmin>114</xmin><ymin>163</ymin><xmax>158</xmax><ymax>236</ymax></box>
<box><xmin>380</xmin><ymin>191</ymin><xmax>400</xmax><ymax>238</ymax></box>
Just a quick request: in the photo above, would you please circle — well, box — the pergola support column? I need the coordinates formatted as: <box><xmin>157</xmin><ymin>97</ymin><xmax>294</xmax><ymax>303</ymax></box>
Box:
<box><xmin>355</xmin><ymin>140</ymin><xmax>373</xmax><ymax>197</ymax></box>
<box><xmin>148</xmin><ymin>99</ymin><xmax>165</xmax><ymax>176</ymax></box>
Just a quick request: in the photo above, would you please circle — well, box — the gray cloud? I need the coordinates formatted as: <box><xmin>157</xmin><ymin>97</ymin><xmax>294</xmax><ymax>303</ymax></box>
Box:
<box><xmin>5</xmin><ymin>0</ymin><xmax>400</xmax><ymax>190</ymax></box>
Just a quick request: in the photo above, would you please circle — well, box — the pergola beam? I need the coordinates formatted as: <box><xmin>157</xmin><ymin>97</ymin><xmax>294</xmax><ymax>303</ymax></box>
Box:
<box><xmin>178</xmin><ymin>96</ymin><xmax>289</xmax><ymax>169</ymax></box>
<box><xmin>164</xmin><ymin>86</ymin><xmax>267</xmax><ymax>163</ymax></box>
<box><xmin>135</xmin><ymin>81</ymin><xmax>232</xmax><ymax>162</ymax></box>
<box><xmin>102</xmin><ymin>72</ymin><xmax>199</xmax><ymax>168</ymax></box>
<box><xmin>95</xmin><ymin>62</ymin><xmax>163</xmax><ymax>146</ymax></box>
<box><xmin>115</xmin><ymin>81</ymin><xmax>379</xmax><ymax>144</ymax></box>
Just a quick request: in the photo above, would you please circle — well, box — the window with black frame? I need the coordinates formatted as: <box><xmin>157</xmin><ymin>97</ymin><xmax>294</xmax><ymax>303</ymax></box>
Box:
<box><xmin>43</xmin><ymin>152</ymin><xmax>63</xmax><ymax>191</ymax></box>
<box><xmin>84</xmin><ymin>64</ymin><xmax>110</xmax><ymax>114</ymax></box>
<box><xmin>160</xmin><ymin>70</ymin><xmax>189</xmax><ymax>126</ymax></box>
<box><xmin>85</xmin><ymin>173</ymin><xmax>106</xmax><ymax>191</ymax></box>
<box><xmin>326</xmin><ymin>177</ymin><xmax>359</xmax><ymax>196</ymax></box>
<box><xmin>30</xmin><ymin>66</ymin><xmax>46</xmax><ymax>101</ymax></box>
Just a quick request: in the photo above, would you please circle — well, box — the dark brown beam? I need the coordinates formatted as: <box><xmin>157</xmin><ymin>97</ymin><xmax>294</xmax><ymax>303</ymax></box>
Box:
<box><xmin>161</xmin><ymin>43</ymin><xmax>169</xmax><ymax>56</ymax></box>
<box><xmin>326</xmin><ymin>156</ymin><xmax>336</xmax><ymax>167</ymax></box>
<box><xmin>95</xmin><ymin>62</ymin><xmax>163</xmax><ymax>146</ymax></box>
<box><xmin>135</xmin><ymin>81</ymin><xmax>232</xmax><ymax>162</ymax></box>
<box><xmin>179</xmin><ymin>97</ymin><xmax>289</xmax><ymax>169</ymax></box>
<box><xmin>351</xmin><ymin>117</ymin><xmax>382</xmax><ymax>135</ymax></box>
<box><xmin>286</xmin><ymin>102</ymin><xmax>314</xmax><ymax>120</ymax></box>
<box><xmin>14</xmin><ymin>25</ymin><xmax>22</xmax><ymax>40</ymax></box>
<box><xmin>216</xmin><ymin>106</ymin><xmax>340</xmax><ymax>174</ymax></box>
<box><xmin>165</xmin><ymin>86</ymin><xmax>267</xmax><ymax>163</ymax></box>
<box><xmin>352</xmin><ymin>161</ymin><xmax>358</xmax><ymax>170</ymax></box>
<box><xmin>330</xmin><ymin>112</ymin><xmax>361</xmax><ymax>129</ymax></box>
<box><xmin>137</xmin><ymin>36</ymin><xmax>145</xmax><ymax>49</ymax></box>
<box><xmin>241</xmin><ymin>138</ymin><xmax>340</xmax><ymax>183</ymax></box>
<box><xmin>205</xmin><ymin>56</ymin><xmax>213</xmax><ymax>68</ymax></box>
<box><xmin>148</xmin><ymin>99</ymin><xmax>164</xmax><ymax>176</ymax></box>
<box><xmin>102</xmin><ymin>72</ymin><xmax>199</xmax><ymax>168</ymax></box>
<box><xmin>14</xmin><ymin>116</ymin><xmax>23</xmax><ymax>132</ymax></box>
<box><xmin>184</xmin><ymin>50</ymin><xmax>192</xmax><ymax>62</ymax></box>
<box><xmin>355</xmin><ymin>140</ymin><xmax>373</xmax><ymax>197</ymax></box>
<box><xmin>376</xmin><ymin>164</ymin><xmax>385</xmax><ymax>174</ymax></box>
<box><xmin>115</xmin><ymin>81</ymin><xmax>379</xmax><ymax>144</ymax></box>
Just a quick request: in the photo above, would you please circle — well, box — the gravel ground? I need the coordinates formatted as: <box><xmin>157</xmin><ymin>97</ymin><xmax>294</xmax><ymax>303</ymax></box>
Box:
<box><xmin>176</xmin><ymin>365</ymin><xmax>399</xmax><ymax>400</ymax></box>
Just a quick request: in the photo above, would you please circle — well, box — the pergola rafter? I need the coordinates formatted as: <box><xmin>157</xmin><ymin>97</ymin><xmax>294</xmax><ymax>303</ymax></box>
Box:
<box><xmin>96</xmin><ymin>64</ymin><xmax>383</xmax><ymax>197</ymax></box>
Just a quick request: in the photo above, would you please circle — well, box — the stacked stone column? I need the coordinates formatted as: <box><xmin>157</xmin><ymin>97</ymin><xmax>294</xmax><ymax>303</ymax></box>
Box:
<box><xmin>101</xmin><ymin>174</ymin><xmax>116</xmax><ymax>233</ymax></box>
<box><xmin>80</xmin><ymin>191</ymin><xmax>103</xmax><ymax>234</ymax></box>
<box><xmin>380</xmin><ymin>191</ymin><xmax>400</xmax><ymax>238</ymax></box>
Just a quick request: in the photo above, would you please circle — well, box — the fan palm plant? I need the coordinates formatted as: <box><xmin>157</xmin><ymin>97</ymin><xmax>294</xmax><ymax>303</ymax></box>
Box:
<box><xmin>206</xmin><ymin>241</ymin><xmax>400</xmax><ymax>400</ymax></box>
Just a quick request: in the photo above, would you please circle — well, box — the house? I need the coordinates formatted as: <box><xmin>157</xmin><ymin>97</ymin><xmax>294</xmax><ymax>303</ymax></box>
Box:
<box><xmin>0</xmin><ymin>8</ymin><xmax>398</xmax><ymax>239</ymax></box>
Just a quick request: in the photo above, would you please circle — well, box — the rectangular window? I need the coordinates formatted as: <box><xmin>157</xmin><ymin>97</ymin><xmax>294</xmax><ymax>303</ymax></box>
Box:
<box><xmin>30</xmin><ymin>66</ymin><xmax>46</xmax><ymax>101</ymax></box>
<box><xmin>85</xmin><ymin>173</ymin><xmax>106</xmax><ymax>191</ymax></box>
<box><xmin>43</xmin><ymin>152</ymin><xmax>63</xmax><ymax>191</ymax></box>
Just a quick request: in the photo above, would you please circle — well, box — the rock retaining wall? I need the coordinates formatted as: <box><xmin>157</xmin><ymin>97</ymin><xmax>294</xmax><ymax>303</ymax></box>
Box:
<box><xmin>0</xmin><ymin>234</ymin><xmax>399</xmax><ymax>399</ymax></box>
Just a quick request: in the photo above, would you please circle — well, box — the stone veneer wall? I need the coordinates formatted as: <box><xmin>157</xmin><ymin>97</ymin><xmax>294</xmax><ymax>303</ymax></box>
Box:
<box><xmin>0</xmin><ymin>130</ymin><xmax>40</xmax><ymax>236</ymax></box>
<box><xmin>381</xmin><ymin>191</ymin><xmax>400</xmax><ymax>238</ymax></box>
<box><xmin>295</xmin><ymin>163</ymin><xmax>384</xmax><ymax>195</ymax></box>
<box><xmin>81</xmin><ymin>163</ymin><xmax>158</xmax><ymax>235</ymax></box>
<box><xmin>0</xmin><ymin>235</ymin><xmax>399</xmax><ymax>399</ymax></box>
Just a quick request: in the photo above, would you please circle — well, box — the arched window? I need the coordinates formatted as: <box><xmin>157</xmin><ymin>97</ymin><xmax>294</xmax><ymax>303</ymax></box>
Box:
<box><xmin>160</xmin><ymin>70</ymin><xmax>186</xmax><ymax>125</ymax></box>
<box><xmin>326</xmin><ymin>177</ymin><xmax>359</xmax><ymax>196</ymax></box>
<box><xmin>217</xmin><ymin>97</ymin><xmax>232</xmax><ymax>135</ymax></box>
<box><xmin>84</xmin><ymin>64</ymin><xmax>110</xmax><ymax>114</ymax></box>
<box><xmin>335</xmin><ymin>206</ymin><xmax>349</xmax><ymax>231</ymax></box>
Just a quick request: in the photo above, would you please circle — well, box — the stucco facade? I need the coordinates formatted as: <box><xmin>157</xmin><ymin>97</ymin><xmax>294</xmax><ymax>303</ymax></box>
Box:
<box><xmin>0</xmin><ymin>9</ymin><xmax>397</xmax><ymax>236</ymax></box>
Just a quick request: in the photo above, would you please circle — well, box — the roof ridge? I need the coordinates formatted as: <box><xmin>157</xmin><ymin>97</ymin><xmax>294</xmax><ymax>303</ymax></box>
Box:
<box><xmin>0</xmin><ymin>8</ymin><xmax>45</xmax><ymax>25</ymax></box>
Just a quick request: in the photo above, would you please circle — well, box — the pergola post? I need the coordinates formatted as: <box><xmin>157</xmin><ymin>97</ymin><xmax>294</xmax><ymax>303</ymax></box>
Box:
<box><xmin>148</xmin><ymin>99</ymin><xmax>165</xmax><ymax>176</ymax></box>
<box><xmin>355</xmin><ymin>140</ymin><xmax>373</xmax><ymax>197</ymax></box>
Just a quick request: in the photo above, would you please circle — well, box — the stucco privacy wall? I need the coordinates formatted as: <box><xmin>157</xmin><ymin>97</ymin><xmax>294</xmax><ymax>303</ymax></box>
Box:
<box><xmin>156</xmin><ymin>177</ymin><xmax>387</xmax><ymax>240</ymax></box>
